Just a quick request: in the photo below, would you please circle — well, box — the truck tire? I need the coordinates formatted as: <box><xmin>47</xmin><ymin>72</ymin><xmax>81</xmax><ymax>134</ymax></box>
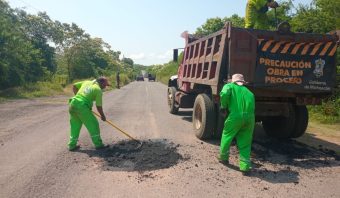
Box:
<box><xmin>290</xmin><ymin>105</ymin><xmax>308</xmax><ymax>138</ymax></box>
<box><xmin>168</xmin><ymin>87</ymin><xmax>179</xmax><ymax>114</ymax></box>
<box><xmin>192</xmin><ymin>94</ymin><xmax>216</xmax><ymax>139</ymax></box>
<box><xmin>262</xmin><ymin>106</ymin><xmax>295</xmax><ymax>138</ymax></box>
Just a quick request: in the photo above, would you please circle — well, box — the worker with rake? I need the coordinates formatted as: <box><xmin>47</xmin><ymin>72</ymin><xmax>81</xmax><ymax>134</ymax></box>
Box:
<box><xmin>68</xmin><ymin>76</ymin><xmax>110</xmax><ymax>151</ymax></box>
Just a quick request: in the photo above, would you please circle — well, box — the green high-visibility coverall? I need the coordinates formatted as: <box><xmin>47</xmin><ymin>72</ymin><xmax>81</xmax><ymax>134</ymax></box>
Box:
<box><xmin>245</xmin><ymin>0</ymin><xmax>270</xmax><ymax>29</ymax></box>
<box><xmin>219</xmin><ymin>83</ymin><xmax>255</xmax><ymax>171</ymax></box>
<box><xmin>68</xmin><ymin>80</ymin><xmax>104</xmax><ymax>150</ymax></box>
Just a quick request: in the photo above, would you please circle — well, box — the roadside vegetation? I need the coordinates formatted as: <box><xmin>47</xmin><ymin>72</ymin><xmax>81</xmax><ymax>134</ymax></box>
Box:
<box><xmin>1</xmin><ymin>0</ymin><xmax>339</xmax><ymax>124</ymax></box>
<box><xmin>147</xmin><ymin>53</ymin><xmax>183</xmax><ymax>85</ymax></box>
<box><xmin>0</xmin><ymin>0</ymin><xmax>145</xmax><ymax>101</ymax></box>
<box><xmin>151</xmin><ymin>0</ymin><xmax>340</xmax><ymax>124</ymax></box>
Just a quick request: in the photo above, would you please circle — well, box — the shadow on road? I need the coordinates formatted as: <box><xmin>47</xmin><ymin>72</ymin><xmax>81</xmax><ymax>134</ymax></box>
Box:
<box><xmin>177</xmin><ymin>110</ymin><xmax>192</xmax><ymax>123</ymax></box>
<box><xmin>206</xmin><ymin>125</ymin><xmax>339</xmax><ymax>183</ymax></box>
<box><xmin>252</xmin><ymin>125</ymin><xmax>339</xmax><ymax>164</ymax></box>
<box><xmin>221</xmin><ymin>162</ymin><xmax>299</xmax><ymax>183</ymax></box>
<box><xmin>77</xmin><ymin>139</ymin><xmax>186</xmax><ymax>172</ymax></box>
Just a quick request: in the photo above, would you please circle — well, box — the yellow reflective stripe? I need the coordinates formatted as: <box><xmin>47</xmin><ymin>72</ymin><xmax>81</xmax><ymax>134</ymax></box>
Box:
<box><xmin>291</xmin><ymin>43</ymin><xmax>305</xmax><ymax>55</ymax></box>
<box><xmin>310</xmin><ymin>43</ymin><xmax>323</xmax><ymax>55</ymax></box>
<box><xmin>319</xmin><ymin>42</ymin><xmax>332</xmax><ymax>56</ymax></box>
<box><xmin>262</xmin><ymin>40</ymin><xmax>274</xmax><ymax>52</ymax></box>
<box><xmin>280</xmin><ymin>42</ymin><xmax>294</xmax><ymax>54</ymax></box>
<box><xmin>301</xmin><ymin>43</ymin><xmax>313</xmax><ymax>55</ymax></box>
<box><xmin>328</xmin><ymin>44</ymin><xmax>337</xmax><ymax>56</ymax></box>
<box><xmin>271</xmin><ymin>41</ymin><xmax>285</xmax><ymax>53</ymax></box>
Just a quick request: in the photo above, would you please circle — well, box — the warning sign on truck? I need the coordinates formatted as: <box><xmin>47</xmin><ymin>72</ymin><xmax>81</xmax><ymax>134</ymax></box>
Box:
<box><xmin>254</xmin><ymin>40</ymin><xmax>337</xmax><ymax>92</ymax></box>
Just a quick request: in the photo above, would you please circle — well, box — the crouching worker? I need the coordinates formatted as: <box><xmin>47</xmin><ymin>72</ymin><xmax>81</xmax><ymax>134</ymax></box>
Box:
<box><xmin>68</xmin><ymin>76</ymin><xmax>110</xmax><ymax>151</ymax></box>
<box><xmin>218</xmin><ymin>74</ymin><xmax>255</xmax><ymax>175</ymax></box>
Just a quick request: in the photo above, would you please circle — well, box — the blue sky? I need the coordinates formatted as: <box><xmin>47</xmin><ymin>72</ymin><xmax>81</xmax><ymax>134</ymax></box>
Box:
<box><xmin>7</xmin><ymin>0</ymin><xmax>312</xmax><ymax>65</ymax></box>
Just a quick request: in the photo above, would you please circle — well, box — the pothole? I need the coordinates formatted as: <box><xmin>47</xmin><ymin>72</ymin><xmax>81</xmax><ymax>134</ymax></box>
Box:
<box><xmin>95</xmin><ymin>139</ymin><xmax>184</xmax><ymax>171</ymax></box>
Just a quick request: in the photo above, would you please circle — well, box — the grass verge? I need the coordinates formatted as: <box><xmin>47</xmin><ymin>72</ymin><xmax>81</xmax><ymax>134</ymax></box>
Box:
<box><xmin>0</xmin><ymin>74</ymin><xmax>132</xmax><ymax>103</ymax></box>
<box><xmin>0</xmin><ymin>81</ymin><xmax>65</xmax><ymax>101</ymax></box>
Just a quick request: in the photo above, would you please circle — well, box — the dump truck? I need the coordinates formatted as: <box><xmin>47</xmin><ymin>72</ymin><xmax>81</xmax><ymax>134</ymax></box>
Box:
<box><xmin>168</xmin><ymin>22</ymin><xmax>338</xmax><ymax>139</ymax></box>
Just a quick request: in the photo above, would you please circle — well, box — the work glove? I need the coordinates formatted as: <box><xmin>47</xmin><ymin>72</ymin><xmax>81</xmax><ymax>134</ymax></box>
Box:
<box><xmin>101</xmin><ymin>115</ymin><xmax>106</xmax><ymax>122</ymax></box>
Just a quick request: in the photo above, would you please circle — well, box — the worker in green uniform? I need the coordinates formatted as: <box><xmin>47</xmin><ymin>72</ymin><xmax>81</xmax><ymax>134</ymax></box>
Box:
<box><xmin>68</xmin><ymin>76</ymin><xmax>110</xmax><ymax>151</ymax></box>
<box><xmin>245</xmin><ymin>0</ymin><xmax>279</xmax><ymax>29</ymax></box>
<box><xmin>218</xmin><ymin>74</ymin><xmax>255</xmax><ymax>175</ymax></box>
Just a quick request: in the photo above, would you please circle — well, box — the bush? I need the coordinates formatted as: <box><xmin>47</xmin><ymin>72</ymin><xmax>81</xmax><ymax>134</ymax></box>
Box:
<box><xmin>0</xmin><ymin>81</ymin><xmax>64</xmax><ymax>100</ymax></box>
<box><xmin>155</xmin><ymin>61</ymin><xmax>179</xmax><ymax>85</ymax></box>
<box><xmin>308</xmin><ymin>91</ymin><xmax>340</xmax><ymax>124</ymax></box>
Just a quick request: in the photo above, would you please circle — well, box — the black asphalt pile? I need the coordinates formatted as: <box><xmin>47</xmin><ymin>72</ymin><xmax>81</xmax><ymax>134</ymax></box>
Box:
<box><xmin>251</xmin><ymin>138</ymin><xmax>339</xmax><ymax>169</ymax></box>
<box><xmin>99</xmin><ymin>139</ymin><xmax>183</xmax><ymax>172</ymax></box>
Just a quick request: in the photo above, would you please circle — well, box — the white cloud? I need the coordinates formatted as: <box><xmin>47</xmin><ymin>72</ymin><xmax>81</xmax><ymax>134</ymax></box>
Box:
<box><xmin>156</xmin><ymin>50</ymin><xmax>172</xmax><ymax>59</ymax></box>
<box><xmin>128</xmin><ymin>53</ymin><xmax>146</xmax><ymax>60</ymax></box>
<box><xmin>125</xmin><ymin>50</ymin><xmax>173</xmax><ymax>65</ymax></box>
<box><xmin>148</xmin><ymin>53</ymin><xmax>156</xmax><ymax>58</ymax></box>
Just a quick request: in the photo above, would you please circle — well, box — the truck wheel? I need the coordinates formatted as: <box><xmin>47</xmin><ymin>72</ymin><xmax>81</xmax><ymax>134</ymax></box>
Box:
<box><xmin>168</xmin><ymin>87</ymin><xmax>179</xmax><ymax>114</ymax></box>
<box><xmin>193</xmin><ymin>94</ymin><xmax>216</xmax><ymax>139</ymax></box>
<box><xmin>262</xmin><ymin>106</ymin><xmax>295</xmax><ymax>138</ymax></box>
<box><xmin>290</xmin><ymin>105</ymin><xmax>308</xmax><ymax>138</ymax></box>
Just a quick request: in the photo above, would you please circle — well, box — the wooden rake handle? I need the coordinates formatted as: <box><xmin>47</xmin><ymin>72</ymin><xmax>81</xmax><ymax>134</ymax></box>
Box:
<box><xmin>92</xmin><ymin>111</ymin><xmax>141</xmax><ymax>144</ymax></box>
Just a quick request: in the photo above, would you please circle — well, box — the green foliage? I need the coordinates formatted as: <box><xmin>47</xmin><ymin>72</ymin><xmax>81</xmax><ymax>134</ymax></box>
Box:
<box><xmin>288</xmin><ymin>0</ymin><xmax>340</xmax><ymax>123</ymax></box>
<box><xmin>266</xmin><ymin>0</ymin><xmax>293</xmax><ymax>30</ymax></box>
<box><xmin>195</xmin><ymin>1</ymin><xmax>293</xmax><ymax>36</ymax></box>
<box><xmin>0</xmin><ymin>0</ymin><xmax>50</xmax><ymax>88</ymax></box>
<box><xmin>195</xmin><ymin>17</ymin><xmax>225</xmax><ymax>37</ymax></box>
<box><xmin>0</xmin><ymin>0</ymin><xmax>140</xmax><ymax>101</ymax></box>
<box><xmin>122</xmin><ymin>57</ymin><xmax>134</xmax><ymax>67</ymax></box>
<box><xmin>64</xmin><ymin>37</ymin><xmax>114</xmax><ymax>80</ymax></box>
<box><xmin>152</xmin><ymin>61</ymin><xmax>179</xmax><ymax>84</ymax></box>
<box><xmin>290</xmin><ymin>0</ymin><xmax>340</xmax><ymax>33</ymax></box>
<box><xmin>223</xmin><ymin>14</ymin><xmax>245</xmax><ymax>28</ymax></box>
<box><xmin>106</xmin><ymin>72</ymin><xmax>130</xmax><ymax>88</ymax></box>
<box><xmin>308</xmin><ymin>99</ymin><xmax>340</xmax><ymax>124</ymax></box>
<box><xmin>147</xmin><ymin>51</ymin><xmax>183</xmax><ymax>84</ymax></box>
<box><xmin>16</xmin><ymin>11</ymin><xmax>58</xmax><ymax>73</ymax></box>
<box><xmin>309</xmin><ymin>65</ymin><xmax>340</xmax><ymax>124</ymax></box>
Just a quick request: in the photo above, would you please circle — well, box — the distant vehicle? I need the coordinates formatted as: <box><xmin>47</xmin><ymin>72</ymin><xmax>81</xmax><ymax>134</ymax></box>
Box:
<box><xmin>136</xmin><ymin>75</ymin><xmax>144</xmax><ymax>81</ymax></box>
<box><xmin>148</xmin><ymin>74</ymin><xmax>156</xmax><ymax>81</ymax></box>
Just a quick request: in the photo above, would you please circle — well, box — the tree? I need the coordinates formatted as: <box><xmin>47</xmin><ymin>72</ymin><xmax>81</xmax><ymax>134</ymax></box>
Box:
<box><xmin>223</xmin><ymin>14</ymin><xmax>245</xmax><ymax>28</ymax></box>
<box><xmin>266</xmin><ymin>0</ymin><xmax>293</xmax><ymax>30</ymax></box>
<box><xmin>122</xmin><ymin>57</ymin><xmax>134</xmax><ymax>67</ymax></box>
<box><xmin>0</xmin><ymin>0</ymin><xmax>134</xmax><ymax>90</ymax></box>
<box><xmin>0</xmin><ymin>0</ymin><xmax>49</xmax><ymax>88</ymax></box>
<box><xmin>290</xmin><ymin>0</ymin><xmax>340</xmax><ymax>33</ymax></box>
<box><xmin>195</xmin><ymin>14</ymin><xmax>245</xmax><ymax>37</ymax></box>
<box><xmin>16</xmin><ymin>11</ymin><xmax>58</xmax><ymax>74</ymax></box>
<box><xmin>194</xmin><ymin>1</ymin><xmax>294</xmax><ymax>36</ymax></box>
<box><xmin>61</xmin><ymin>23</ymin><xmax>90</xmax><ymax>81</ymax></box>
<box><xmin>195</xmin><ymin>17</ymin><xmax>225</xmax><ymax>37</ymax></box>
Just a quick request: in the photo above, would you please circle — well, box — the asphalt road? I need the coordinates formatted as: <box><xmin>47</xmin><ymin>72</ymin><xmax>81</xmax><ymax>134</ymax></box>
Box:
<box><xmin>0</xmin><ymin>80</ymin><xmax>339</xmax><ymax>198</ymax></box>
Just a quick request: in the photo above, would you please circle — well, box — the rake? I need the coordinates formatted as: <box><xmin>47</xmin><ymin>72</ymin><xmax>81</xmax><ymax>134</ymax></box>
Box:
<box><xmin>92</xmin><ymin>111</ymin><xmax>143</xmax><ymax>149</ymax></box>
